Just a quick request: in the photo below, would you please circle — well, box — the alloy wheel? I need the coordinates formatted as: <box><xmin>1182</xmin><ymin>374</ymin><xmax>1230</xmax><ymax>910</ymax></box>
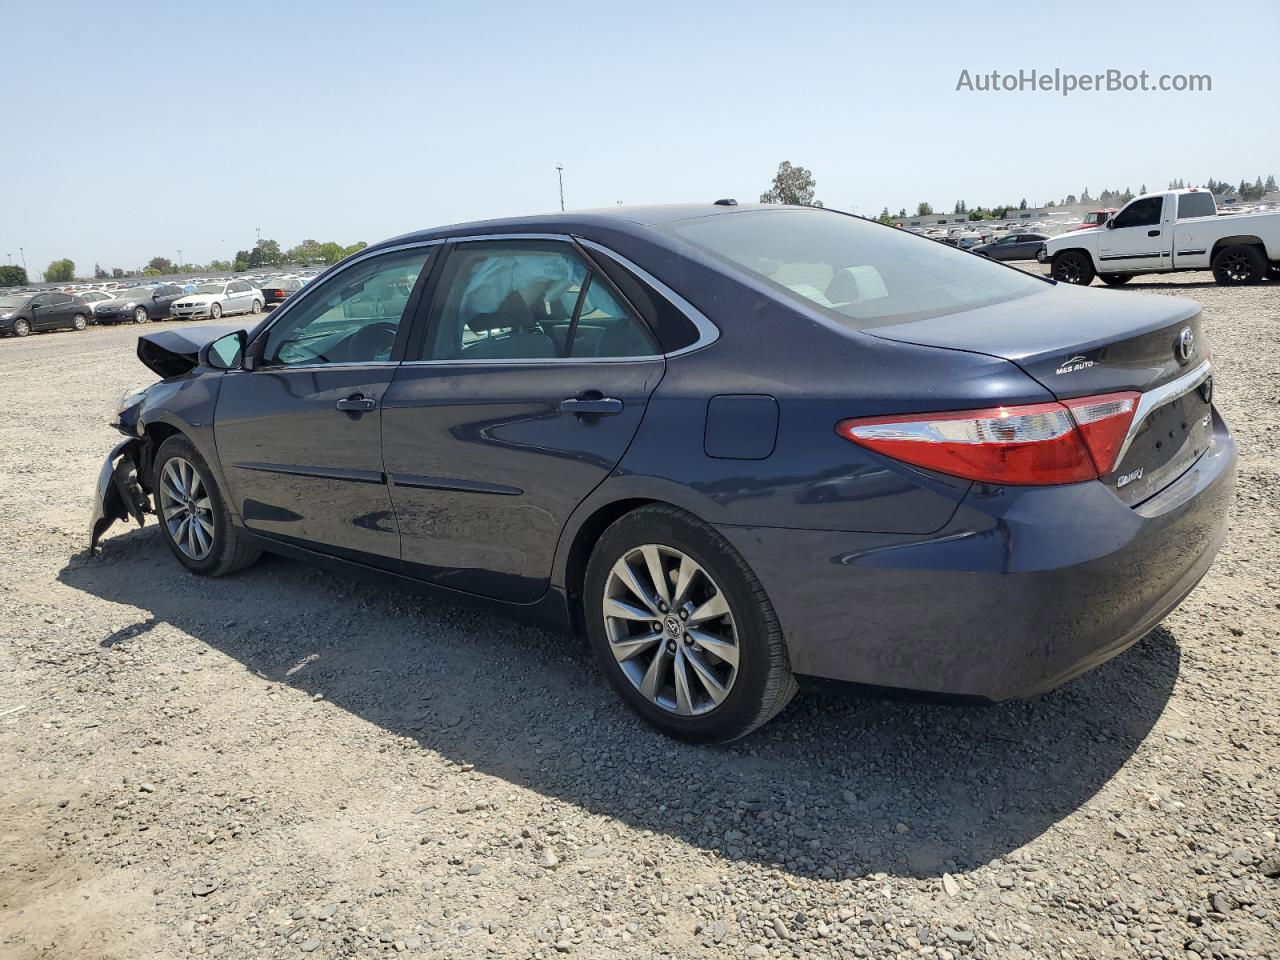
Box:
<box><xmin>1054</xmin><ymin>257</ymin><xmax>1083</xmax><ymax>283</ymax></box>
<box><xmin>602</xmin><ymin>544</ymin><xmax>740</xmax><ymax>716</ymax></box>
<box><xmin>73</xmin><ymin>314</ymin><xmax>87</xmax><ymax>330</ymax></box>
<box><xmin>211</xmin><ymin>303</ymin><xmax>222</xmax><ymax>319</ymax></box>
<box><xmin>134</xmin><ymin>307</ymin><xmax>147</xmax><ymax>324</ymax></box>
<box><xmin>158</xmin><ymin>456</ymin><xmax>215</xmax><ymax>561</ymax></box>
<box><xmin>1220</xmin><ymin>251</ymin><xmax>1253</xmax><ymax>282</ymax></box>
<box><xmin>14</xmin><ymin>319</ymin><xmax>30</xmax><ymax>336</ymax></box>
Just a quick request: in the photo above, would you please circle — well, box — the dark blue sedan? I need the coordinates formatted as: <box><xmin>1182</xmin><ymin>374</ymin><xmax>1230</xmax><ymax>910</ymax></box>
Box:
<box><xmin>90</xmin><ymin>202</ymin><xmax>1235</xmax><ymax>742</ymax></box>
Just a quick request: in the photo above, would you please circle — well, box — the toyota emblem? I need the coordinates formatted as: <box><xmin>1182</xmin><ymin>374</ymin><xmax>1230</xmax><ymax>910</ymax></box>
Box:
<box><xmin>1176</xmin><ymin>327</ymin><xmax>1194</xmax><ymax>364</ymax></box>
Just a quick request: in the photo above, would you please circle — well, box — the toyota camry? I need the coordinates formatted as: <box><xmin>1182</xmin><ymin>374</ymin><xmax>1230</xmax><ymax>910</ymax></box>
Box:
<box><xmin>89</xmin><ymin>202</ymin><xmax>1235</xmax><ymax>742</ymax></box>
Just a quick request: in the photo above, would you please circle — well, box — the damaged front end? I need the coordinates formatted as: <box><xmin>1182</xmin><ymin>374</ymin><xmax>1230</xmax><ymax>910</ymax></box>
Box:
<box><xmin>89</xmin><ymin>436</ymin><xmax>152</xmax><ymax>551</ymax></box>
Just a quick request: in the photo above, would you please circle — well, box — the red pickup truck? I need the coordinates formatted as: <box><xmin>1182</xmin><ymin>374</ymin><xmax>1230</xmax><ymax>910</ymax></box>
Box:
<box><xmin>1070</xmin><ymin>208</ymin><xmax>1118</xmax><ymax>231</ymax></box>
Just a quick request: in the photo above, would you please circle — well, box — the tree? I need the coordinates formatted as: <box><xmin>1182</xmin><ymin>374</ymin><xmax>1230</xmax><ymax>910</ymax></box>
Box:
<box><xmin>760</xmin><ymin>161</ymin><xmax>822</xmax><ymax>207</ymax></box>
<box><xmin>1118</xmin><ymin>188</ymin><xmax>1134</xmax><ymax>204</ymax></box>
<box><xmin>255</xmin><ymin>238</ymin><xmax>283</xmax><ymax>265</ymax></box>
<box><xmin>915</xmin><ymin>202</ymin><xmax>933</xmax><ymax>216</ymax></box>
<box><xmin>111</xmin><ymin>267</ymin><xmax>127</xmax><ymax>279</ymax></box>
<box><xmin>1064</xmin><ymin>194</ymin><xmax>1077</xmax><ymax>205</ymax></box>
<box><xmin>44</xmin><ymin>259</ymin><xmax>75</xmax><ymax>282</ymax></box>
<box><xmin>1081</xmin><ymin>188</ymin><xmax>1092</xmax><ymax>203</ymax></box>
<box><xmin>93</xmin><ymin>263</ymin><xmax>109</xmax><ymax>279</ymax></box>
<box><xmin>142</xmin><ymin>267</ymin><xmax>161</xmax><ymax>277</ymax></box>
<box><xmin>1140</xmin><ymin>184</ymin><xmax>1148</xmax><ymax>195</ymax></box>
<box><xmin>1266</xmin><ymin>174</ymin><xmax>1277</xmax><ymax>193</ymax></box>
<box><xmin>0</xmin><ymin>265</ymin><xmax>27</xmax><ymax>286</ymax></box>
<box><xmin>207</xmin><ymin>259</ymin><xmax>231</xmax><ymax>272</ymax></box>
<box><xmin>1018</xmin><ymin>198</ymin><xmax>1028</xmax><ymax>210</ymax></box>
<box><xmin>876</xmin><ymin>206</ymin><xmax>896</xmax><ymax>225</ymax></box>
<box><xmin>147</xmin><ymin>256</ymin><xmax>173</xmax><ymax>274</ymax></box>
<box><xmin>342</xmin><ymin>241</ymin><xmax>367</xmax><ymax>259</ymax></box>
<box><xmin>287</xmin><ymin>239</ymin><xmax>323</xmax><ymax>264</ymax></box>
<box><xmin>233</xmin><ymin>250</ymin><xmax>251</xmax><ymax>272</ymax></box>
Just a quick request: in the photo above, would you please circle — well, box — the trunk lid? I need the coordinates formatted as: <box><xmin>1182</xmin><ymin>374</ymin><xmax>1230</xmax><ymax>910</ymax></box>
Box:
<box><xmin>867</xmin><ymin>283</ymin><xmax>1213</xmax><ymax>505</ymax></box>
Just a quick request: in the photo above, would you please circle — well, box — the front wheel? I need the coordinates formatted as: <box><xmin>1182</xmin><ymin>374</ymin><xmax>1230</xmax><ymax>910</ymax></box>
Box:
<box><xmin>1099</xmin><ymin>273</ymin><xmax>1133</xmax><ymax>286</ymax></box>
<box><xmin>1212</xmin><ymin>244</ymin><xmax>1266</xmax><ymax>284</ymax></box>
<box><xmin>12</xmin><ymin>318</ymin><xmax>31</xmax><ymax>337</ymax></box>
<box><xmin>72</xmin><ymin>313</ymin><xmax>88</xmax><ymax>330</ymax></box>
<box><xmin>210</xmin><ymin>303</ymin><xmax>223</xmax><ymax>320</ymax></box>
<box><xmin>584</xmin><ymin>505</ymin><xmax>797</xmax><ymax>743</ymax></box>
<box><xmin>133</xmin><ymin>306</ymin><xmax>149</xmax><ymax>324</ymax></box>
<box><xmin>153</xmin><ymin>435</ymin><xmax>260</xmax><ymax>577</ymax></box>
<box><xmin>1052</xmin><ymin>251</ymin><xmax>1096</xmax><ymax>285</ymax></box>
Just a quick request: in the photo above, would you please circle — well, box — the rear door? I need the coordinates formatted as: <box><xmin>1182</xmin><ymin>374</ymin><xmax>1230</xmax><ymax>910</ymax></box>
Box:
<box><xmin>382</xmin><ymin>237</ymin><xmax>665</xmax><ymax>602</ymax></box>
<box><xmin>213</xmin><ymin>245</ymin><xmax>437</xmax><ymax>564</ymax></box>
<box><xmin>1099</xmin><ymin>196</ymin><xmax>1171</xmax><ymax>271</ymax></box>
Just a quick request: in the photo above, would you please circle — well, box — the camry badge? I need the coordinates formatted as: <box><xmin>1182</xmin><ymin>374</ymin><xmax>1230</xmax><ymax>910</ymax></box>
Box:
<box><xmin>1177</xmin><ymin>327</ymin><xmax>1194</xmax><ymax>364</ymax></box>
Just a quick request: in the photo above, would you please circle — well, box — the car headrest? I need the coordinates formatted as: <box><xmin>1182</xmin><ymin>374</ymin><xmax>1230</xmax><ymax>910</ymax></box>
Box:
<box><xmin>466</xmin><ymin>289</ymin><xmax>539</xmax><ymax>333</ymax></box>
<box><xmin>824</xmin><ymin>267</ymin><xmax>861</xmax><ymax>304</ymax></box>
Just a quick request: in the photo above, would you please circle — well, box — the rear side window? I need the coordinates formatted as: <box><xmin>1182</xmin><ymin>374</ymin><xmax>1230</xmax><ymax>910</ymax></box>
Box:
<box><xmin>422</xmin><ymin>241</ymin><xmax>655</xmax><ymax>360</ymax></box>
<box><xmin>1177</xmin><ymin>192</ymin><xmax>1216</xmax><ymax>219</ymax></box>
<box><xmin>664</xmin><ymin>209</ymin><xmax>1046</xmax><ymax>328</ymax></box>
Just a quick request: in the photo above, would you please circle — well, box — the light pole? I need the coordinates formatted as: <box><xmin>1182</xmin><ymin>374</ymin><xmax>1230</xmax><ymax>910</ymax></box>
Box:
<box><xmin>556</xmin><ymin>164</ymin><xmax>564</xmax><ymax>212</ymax></box>
<box><xmin>255</xmin><ymin>226</ymin><xmax>261</xmax><ymax>244</ymax></box>
<box><xmin>177</xmin><ymin>249</ymin><xmax>183</xmax><ymax>272</ymax></box>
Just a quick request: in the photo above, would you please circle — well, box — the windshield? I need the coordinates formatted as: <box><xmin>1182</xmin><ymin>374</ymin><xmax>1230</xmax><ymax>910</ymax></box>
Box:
<box><xmin>195</xmin><ymin>284</ymin><xmax>226</xmax><ymax>294</ymax></box>
<box><xmin>665</xmin><ymin>209</ymin><xmax>1047</xmax><ymax>327</ymax></box>
<box><xmin>0</xmin><ymin>295</ymin><xmax>29</xmax><ymax>308</ymax></box>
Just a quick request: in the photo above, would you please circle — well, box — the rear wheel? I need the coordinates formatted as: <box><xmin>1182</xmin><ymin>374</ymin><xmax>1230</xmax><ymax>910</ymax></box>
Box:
<box><xmin>1052</xmin><ymin>251</ymin><xmax>1096</xmax><ymax>285</ymax></box>
<box><xmin>153</xmin><ymin>435</ymin><xmax>260</xmax><ymax>577</ymax></box>
<box><xmin>1212</xmin><ymin>244</ymin><xmax>1266</xmax><ymax>284</ymax></box>
<box><xmin>250</xmin><ymin>299</ymin><xmax>262</xmax><ymax>314</ymax></box>
<box><xmin>133</xmin><ymin>306</ymin><xmax>149</xmax><ymax>324</ymax></box>
<box><xmin>1099</xmin><ymin>273</ymin><xmax>1133</xmax><ymax>286</ymax></box>
<box><xmin>72</xmin><ymin>313</ymin><xmax>88</xmax><ymax>330</ymax></box>
<box><xmin>584</xmin><ymin>504</ymin><xmax>796</xmax><ymax>743</ymax></box>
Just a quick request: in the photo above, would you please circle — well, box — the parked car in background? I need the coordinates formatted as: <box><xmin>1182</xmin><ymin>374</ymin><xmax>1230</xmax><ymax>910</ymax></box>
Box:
<box><xmin>0</xmin><ymin>291</ymin><xmax>91</xmax><ymax>336</ymax></box>
<box><xmin>170</xmin><ymin>280</ymin><xmax>264</xmax><ymax>320</ymax></box>
<box><xmin>1070</xmin><ymin>209</ymin><xmax>1118</xmax><ymax>232</ymax></box>
<box><xmin>260</xmin><ymin>277</ymin><xmax>304</xmax><ymax>308</ymax></box>
<box><xmin>77</xmin><ymin>290</ymin><xmax>116</xmax><ymax>321</ymax></box>
<box><xmin>1041</xmin><ymin>188</ymin><xmax>1280</xmax><ymax>286</ymax></box>
<box><xmin>91</xmin><ymin>202</ymin><xmax>1234</xmax><ymax>743</ymax></box>
<box><xmin>92</xmin><ymin>284</ymin><xmax>184</xmax><ymax>324</ymax></box>
<box><xmin>972</xmin><ymin>232</ymin><xmax>1049</xmax><ymax>261</ymax></box>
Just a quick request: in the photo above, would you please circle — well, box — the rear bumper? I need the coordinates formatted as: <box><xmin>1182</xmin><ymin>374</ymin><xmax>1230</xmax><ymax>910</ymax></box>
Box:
<box><xmin>718</xmin><ymin>410</ymin><xmax>1236</xmax><ymax>701</ymax></box>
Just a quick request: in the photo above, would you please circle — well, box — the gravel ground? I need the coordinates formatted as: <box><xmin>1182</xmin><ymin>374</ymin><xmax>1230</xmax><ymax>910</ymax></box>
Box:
<box><xmin>2</xmin><ymin>274</ymin><xmax>1277</xmax><ymax>960</ymax></box>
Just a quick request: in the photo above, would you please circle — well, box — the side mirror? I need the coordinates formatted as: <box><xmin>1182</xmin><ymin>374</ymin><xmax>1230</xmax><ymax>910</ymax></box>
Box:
<box><xmin>200</xmin><ymin>330</ymin><xmax>246</xmax><ymax>371</ymax></box>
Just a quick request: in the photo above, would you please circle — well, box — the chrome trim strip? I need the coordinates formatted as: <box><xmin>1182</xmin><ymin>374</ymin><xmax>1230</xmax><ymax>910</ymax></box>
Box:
<box><xmin>574</xmin><ymin>237</ymin><xmax>720</xmax><ymax>357</ymax></box>
<box><xmin>454</xmin><ymin>233</ymin><xmax>572</xmax><ymax>243</ymax></box>
<box><xmin>227</xmin><ymin>361</ymin><xmax>398</xmax><ymax>374</ymax></box>
<box><xmin>232</xmin><ymin>462</ymin><xmax>385</xmax><ymax>485</ymax></box>
<box><xmin>1114</xmin><ymin>358</ymin><xmax>1212</xmax><ymax>466</ymax></box>
<box><xmin>399</xmin><ymin>356</ymin><xmax>665</xmax><ymax>368</ymax></box>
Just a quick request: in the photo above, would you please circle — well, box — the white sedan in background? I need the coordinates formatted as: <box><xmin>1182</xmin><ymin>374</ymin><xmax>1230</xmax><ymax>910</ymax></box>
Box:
<box><xmin>169</xmin><ymin>280</ymin><xmax>263</xmax><ymax>320</ymax></box>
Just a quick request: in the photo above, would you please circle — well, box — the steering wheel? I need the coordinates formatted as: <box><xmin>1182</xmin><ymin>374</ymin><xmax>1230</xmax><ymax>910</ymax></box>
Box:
<box><xmin>348</xmin><ymin>321</ymin><xmax>399</xmax><ymax>362</ymax></box>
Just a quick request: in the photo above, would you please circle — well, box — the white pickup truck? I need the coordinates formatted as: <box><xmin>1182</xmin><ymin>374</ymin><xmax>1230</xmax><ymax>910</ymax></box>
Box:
<box><xmin>1039</xmin><ymin>187</ymin><xmax>1280</xmax><ymax>286</ymax></box>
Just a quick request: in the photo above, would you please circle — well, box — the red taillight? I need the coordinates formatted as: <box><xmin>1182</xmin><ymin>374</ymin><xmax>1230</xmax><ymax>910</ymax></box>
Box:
<box><xmin>836</xmin><ymin>392</ymin><xmax>1139</xmax><ymax>486</ymax></box>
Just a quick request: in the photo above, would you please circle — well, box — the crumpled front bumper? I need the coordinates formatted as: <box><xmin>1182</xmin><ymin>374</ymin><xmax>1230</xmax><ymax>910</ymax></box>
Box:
<box><xmin>89</xmin><ymin>437</ymin><xmax>151</xmax><ymax>550</ymax></box>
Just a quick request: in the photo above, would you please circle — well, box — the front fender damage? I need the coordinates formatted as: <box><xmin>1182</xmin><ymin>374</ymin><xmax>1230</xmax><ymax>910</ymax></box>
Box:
<box><xmin>89</xmin><ymin>437</ymin><xmax>152</xmax><ymax>551</ymax></box>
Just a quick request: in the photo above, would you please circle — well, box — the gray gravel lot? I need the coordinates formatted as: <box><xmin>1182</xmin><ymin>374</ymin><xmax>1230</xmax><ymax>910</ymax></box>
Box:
<box><xmin>1</xmin><ymin>273</ymin><xmax>1277</xmax><ymax>960</ymax></box>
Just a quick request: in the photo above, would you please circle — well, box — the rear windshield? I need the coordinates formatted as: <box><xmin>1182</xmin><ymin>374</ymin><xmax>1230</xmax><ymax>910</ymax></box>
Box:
<box><xmin>664</xmin><ymin>208</ymin><xmax>1046</xmax><ymax>327</ymax></box>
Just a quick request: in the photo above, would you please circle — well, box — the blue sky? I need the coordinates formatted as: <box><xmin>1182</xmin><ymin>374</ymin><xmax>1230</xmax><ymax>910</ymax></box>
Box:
<box><xmin>2</xmin><ymin>0</ymin><xmax>1276</xmax><ymax>276</ymax></box>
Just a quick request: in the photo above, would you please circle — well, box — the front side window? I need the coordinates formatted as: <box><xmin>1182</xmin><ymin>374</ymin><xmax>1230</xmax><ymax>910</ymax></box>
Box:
<box><xmin>1113</xmin><ymin>197</ymin><xmax>1164</xmax><ymax>229</ymax></box>
<box><xmin>263</xmin><ymin>248</ymin><xmax>432</xmax><ymax>366</ymax></box>
<box><xmin>665</xmin><ymin>209</ymin><xmax>1046</xmax><ymax>328</ymax></box>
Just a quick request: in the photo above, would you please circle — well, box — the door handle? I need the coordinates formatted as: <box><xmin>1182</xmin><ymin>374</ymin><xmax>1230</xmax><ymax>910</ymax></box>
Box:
<box><xmin>560</xmin><ymin>396</ymin><xmax>623</xmax><ymax>417</ymax></box>
<box><xmin>1147</xmin><ymin>229</ymin><xmax>1161</xmax><ymax>237</ymax></box>
<box><xmin>335</xmin><ymin>395</ymin><xmax>377</xmax><ymax>413</ymax></box>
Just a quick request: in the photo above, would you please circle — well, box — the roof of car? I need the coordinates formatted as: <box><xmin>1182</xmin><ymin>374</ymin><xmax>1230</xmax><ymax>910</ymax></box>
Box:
<box><xmin>370</xmin><ymin>202</ymin><xmax>794</xmax><ymax>251</ymax></box>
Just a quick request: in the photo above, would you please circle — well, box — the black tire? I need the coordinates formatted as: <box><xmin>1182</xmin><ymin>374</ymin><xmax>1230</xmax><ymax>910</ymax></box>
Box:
<box><xmin>153</xmin><ymin>435</ymin><xmax>260</xmax><ymax>577</ymax></box>
<box><xmin>1212</xmin><ymin>244</ymin><xmax>1266</xmax><ymax>285</ymax></box>
<box><xmin>12</xmin><ymin>318</ymin><xmax>31</xmax><ymax>337</ymax></box>
<box><xmin>1099</xmin><ymin>273</ymin><xmax>1133</xmax><ymax>286</ymax></box>
<box><xmin>133</xmin><ymin>306</ymin><xmax>149</xmax><ymax>324</ymax></box>
<box><xmin>1052</xmin><ymin>251</ymin><xmax>1096</xmax><ymax>285</ymax></box>
<box><xmin>210</xmin><ymin>302</ymin><xmax>223</xmax><ymax>320</ymax></box>
<box><xmin>72</xmin><ymin>313</ymin><xmax>88</xmax><ymax>331</ymax></box>
<box><xmin>583</xmin><ymin>504</ymin><xmax>797</xmax><ymax>743</ymax></box>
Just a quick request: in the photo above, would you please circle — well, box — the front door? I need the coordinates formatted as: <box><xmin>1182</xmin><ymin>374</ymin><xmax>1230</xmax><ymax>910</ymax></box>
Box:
<box><xmin>382</xmin><ymin>238</ymin><xmax>665</xmax><ymax>602</ymax></box>
<box><xmin>1098</xmin><ymin>195</ymin><xmax>1169</xmax><ymax>272</ymax></box>
<box><xmin>213</xmin><ymin>245</ymin><xmax>437</xmax><ymax>564</ymax></box>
